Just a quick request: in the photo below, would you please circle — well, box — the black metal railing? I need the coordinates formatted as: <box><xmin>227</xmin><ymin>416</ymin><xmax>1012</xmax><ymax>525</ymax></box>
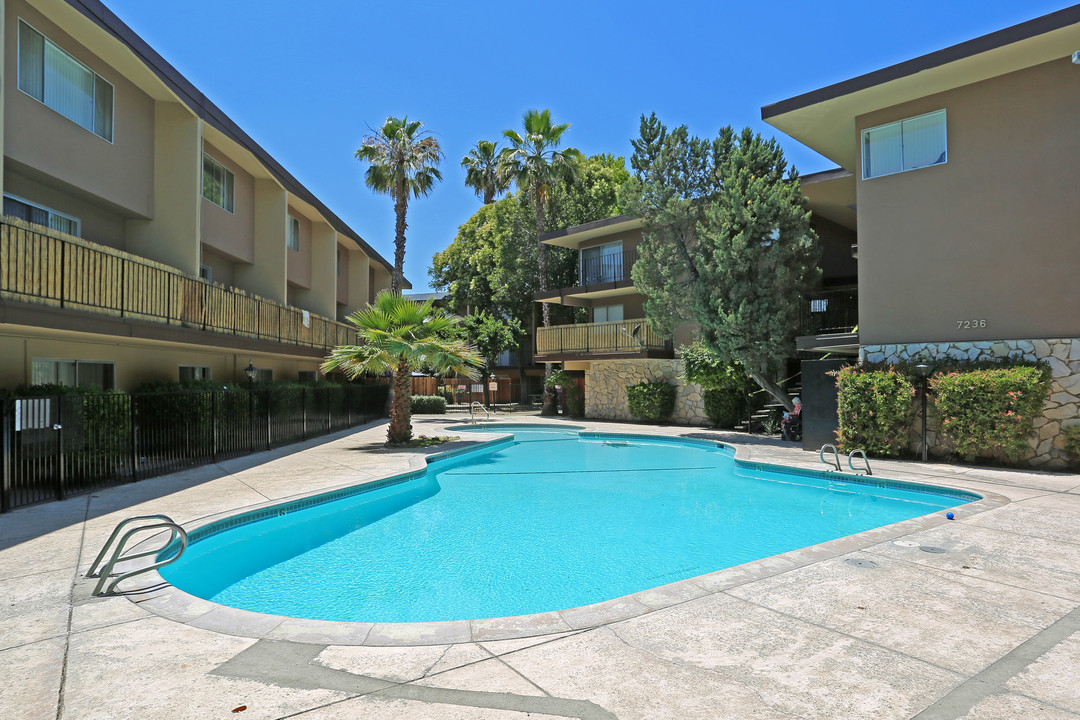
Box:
<box><xmin>0</xmin><ymin>384</ymin><xmax>389</xmax><ymax>512</ymax></box>
<box><xmin>579</xmin><ymin>248</ymin><xmax>638</xmax><ymax>286</ymax></box>
<box><xmin>0</xmin><ymin>219</ymin><xmax>356</xmax><ymax>350</ymax></box>
<box><xmin>798</xmin><ymin>290</ymin><xmax>858</xmax><ymax>336</ymax></box>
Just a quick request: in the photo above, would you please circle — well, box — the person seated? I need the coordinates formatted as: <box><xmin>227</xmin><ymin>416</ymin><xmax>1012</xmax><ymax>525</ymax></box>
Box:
<box><xmin>781</xmin><ymin>396</ymin><xmax>802</xmax><ymax>441</ymax></box>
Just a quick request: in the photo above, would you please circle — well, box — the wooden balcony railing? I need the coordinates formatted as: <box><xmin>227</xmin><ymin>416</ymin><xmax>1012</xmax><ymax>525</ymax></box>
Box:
<box><xmin>0</xmin><ymin>219</ymin><xmax>355</xmax><ymax>350</ymax></box>
<box><xmin>798</xmin><ymin>289</ymin><xmax>858</xmax><ymax>336</ymax></box>
<box><xmin>536</xmin><ymin>320</ymin><xmax>672</xmax><ymax>357</ymax></box>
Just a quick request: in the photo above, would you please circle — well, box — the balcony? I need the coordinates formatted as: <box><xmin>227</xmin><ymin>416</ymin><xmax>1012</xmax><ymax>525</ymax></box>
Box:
<box><xmin>796</xmin><ymin>289</ymin><xmax>859</xmax><ymax>354</ymax></box>
<box><xmin>535</xmin><ymin>320</ymin><xmax>673</xmax><ymax>362</ymax></box>
<box><xmin>0</xmin><ymin>219</ymin><xmax>355</xmax><ymax>351</ymax></box>
<box><xmin>536</xmin><ymin>247</ymin><xmax>639</xmax><ymax>304</ymax></box>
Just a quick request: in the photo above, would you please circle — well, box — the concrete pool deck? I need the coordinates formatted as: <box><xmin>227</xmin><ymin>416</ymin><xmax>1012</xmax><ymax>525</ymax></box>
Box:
<box><xmin>2</xmin><ymin>416</ymin><xmax>1079</xmax><ymax>719</ymax></box>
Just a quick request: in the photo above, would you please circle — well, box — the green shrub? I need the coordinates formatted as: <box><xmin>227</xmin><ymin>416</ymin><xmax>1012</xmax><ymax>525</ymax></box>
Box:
<box><xmin>626</xmin><ymin>382</ymin><xmax>676</xmax><ymax>423</ymax></box>
<box><xmin>563</xmin><ymin>382</ymin><xmax>585</xmax><ymax>418</ymax></box>
<box><xmin>834</xmin><ymin>365</ymin><xmax>915</xmax><ymax>457</ymax></box>
<box><xmin>931</xmin><ymin>365</ymin><xmax>1051</xmax><ymax>461</ymax></box>
<box><xmin>410</xmin><ymin>395</ymin><xmax>447</xmax><ymax>414</ymax></box>
<box><xmin>703</xmin><ymin>387</ymin><xmax>741</xmax><ymax>428</ymax></box>
<box><xmin>1063</xmin><ymin>425</ymin><xmax>1080</xmax><ymax>466</ymax></box>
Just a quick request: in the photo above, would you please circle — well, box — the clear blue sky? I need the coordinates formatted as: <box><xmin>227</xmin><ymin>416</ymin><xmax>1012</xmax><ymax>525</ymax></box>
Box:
<box><xmin>105</xmin><ymin>0</ymin><xmax>1072</xmax><ymax>292</ymax></box>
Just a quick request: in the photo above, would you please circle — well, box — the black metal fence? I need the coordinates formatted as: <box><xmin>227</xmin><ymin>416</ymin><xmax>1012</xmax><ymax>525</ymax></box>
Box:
<box><xmin>798</xmin><ymin>290</ymin><xmax>859</xmax><ymax>336</ymax></box>
<box><xmin>0</xmin><ymin>384</ymin><xmax>389</xmax><ymax>512</ymax></box>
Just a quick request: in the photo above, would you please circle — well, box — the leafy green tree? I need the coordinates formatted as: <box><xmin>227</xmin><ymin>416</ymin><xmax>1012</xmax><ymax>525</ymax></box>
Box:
<box><xmin>620</xmin><ymin>114</ymin><xmax>821</xmax><ymax>411</ymax></box>
<box><xmin>462</xmin><ymin>140</ymin><xmax>510</xmax><ymax>205</ymax></box>
<box><xmin>460</xmin><ymin>311</ymin><xmax>525</xmax><ymax>406</ymax></box>
<box><xmin>501</xmin><ymin>109</ymin><xmax>584</xmax><ymax>414</ymax></box>
<box><xmin>430</xmin><ymin>155</ymin><xmax>625</xmax><ymax>402</ymax></box>
<box><xmin>356</xmin><ymin>116</ymin><xmax>443</xmax><ymax>293</ymax></box>
<box><xmin>322</xmin><ymin>291</ymin><xmax>481</xmax><ymax>444</ymax></box>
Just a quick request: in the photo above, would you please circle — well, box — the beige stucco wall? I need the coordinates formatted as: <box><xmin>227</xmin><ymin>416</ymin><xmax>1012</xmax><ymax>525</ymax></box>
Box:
<box><xmin>200</xmin><ymin>141</ymin><xmax>254</xmax><ymax>264</ymax></box>
<box><xmin>4</xmin><ymin>166</ymin><xmax>127</xmax><ymax>249</ymax></box>
<box><xmin>4</xmin><ymin>0</ymin><xmax>154</xmax><ymax>218</ymax></box>
<box><xmin>0</xmin><ymin>331</ymin><xmax>321</xmax><ymax>392</ymax></box>
<box><xmin>286</xmin><ymin>209</ymin><xmax>312</xmax><ymax>289</ymax></box>
<box><xmin>336</xmin><ymin>243</ymin><xmax>350</xmax><ymax>307</ymax></box>
<box><xmin>588</xmin><ymin>294</ymin><xmax>645</xmax><ymax>322</ymax></box>
<box><xmin>855</xmin><ymin>57</ymin><xmax>1080</xmax><ymax>346</ymax></box>
<box><xmin>234</xmin><ymin>179</ymin><xmax>286</xmax><ymax>304</ymax></box>
<box><xmin>199</xmin><ymin>246</ymin><xmax>235</xmax><ymax>288</ymax></box>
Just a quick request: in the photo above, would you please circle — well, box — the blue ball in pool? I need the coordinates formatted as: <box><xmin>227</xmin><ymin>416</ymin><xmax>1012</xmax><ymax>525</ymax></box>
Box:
<box><xmin>946</xmin><ymin>512</ymin><xmax>954</xmax><ymax>520</ymax></box>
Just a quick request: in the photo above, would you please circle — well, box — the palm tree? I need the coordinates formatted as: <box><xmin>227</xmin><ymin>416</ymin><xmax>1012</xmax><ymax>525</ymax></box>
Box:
<box><xmin>323</xmin><ymin>291</ymin><xmax>481</xmax><ymax>445</ymax></box>
<box><xmin>356</xmin><ymin>116</ymin><xmax>443</xmax><ymax>293</ymax></box>
<box><xmin>461</xmin><ymin>140</ymin><xmax>510</xmax><ymax>204</ymax></box>
<box><xmin>501</xmin><ymin>109</ymin><xmax>583</xmax><ymax>414</ymax></box>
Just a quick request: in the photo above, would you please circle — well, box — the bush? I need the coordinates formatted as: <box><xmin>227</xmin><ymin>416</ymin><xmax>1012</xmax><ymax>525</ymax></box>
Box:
<box><xmin>703</xmin><ymin>387</ymin><xmax>741</xmax><ymax>428</ymax></box>
<box><xmin>563</xmin><ymin>382</ymin><xmax>585</xmax><ymax>418</ymax></box>
<box><xmin>834</xmin><ymin>366</ymin><xmax>915</xmax><ymax>457</ymax></box>
<box><xmin>931</xmin><ymin>365</ymin><xmax>1051</xmax><ymax>461</ymax></box>
<box><xmin>410</xmin><ymin>395</ymin><xmax>447</xmax><ymax>414</ymax></box>
<box><xmin>626</xmin><ymin>382</ymin><xmax>676</xmax><ymax>423</ymax></box>
<box><xmin>1063</xmin><ymin>425</ymin><xmax>1080</xmax><ymax>466</ymax></box>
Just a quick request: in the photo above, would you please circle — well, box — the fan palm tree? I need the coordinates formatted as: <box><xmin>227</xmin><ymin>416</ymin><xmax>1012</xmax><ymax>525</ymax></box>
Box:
<box><xmin>323</xmin><ymin>291</ymin><xmax>481</xmax><ymax>445</ymax></box>
<box><xmin>461</xmin><ymin>140</ymin><xmax>510</xmax><ymax>204</ymax></box>
<box><xmin>356</xmin><ymin>116</ymin><xmax>443</xmax><ymax>293</ymax></box>
<box><xmin>501</xmin><ymin>109</ymin><xmax>583</xmax><ymax>414</ymax></box>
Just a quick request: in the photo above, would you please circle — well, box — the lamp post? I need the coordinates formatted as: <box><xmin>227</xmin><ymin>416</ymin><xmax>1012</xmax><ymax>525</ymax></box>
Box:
<box><xmin>914</xmin><ymin>363</ymin><xmax>933</xmax><ymax>462</ymax></box>
<box><xmin>245</xmin><ymin>361</ymin><xmax>257</xmax><ymax>451</ymax></box>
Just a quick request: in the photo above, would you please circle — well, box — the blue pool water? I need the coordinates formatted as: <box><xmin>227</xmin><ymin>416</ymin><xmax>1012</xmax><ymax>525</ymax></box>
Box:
<box><xmin>160</xmin><ymin>428</ymin><xmax>975</xmax><ymax>622</ymax></box>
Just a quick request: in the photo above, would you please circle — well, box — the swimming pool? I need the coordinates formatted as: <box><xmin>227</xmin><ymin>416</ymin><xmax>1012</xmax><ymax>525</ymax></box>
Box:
<box><xmin>160</xmin><ymin>427</ymin><xmax>978</xmax><ymax>623</ymax></box>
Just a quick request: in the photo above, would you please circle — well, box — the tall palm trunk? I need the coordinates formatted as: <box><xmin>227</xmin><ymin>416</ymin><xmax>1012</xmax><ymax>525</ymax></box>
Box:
<box><xmin>391</xmin><ymin>182</ymin><xmax>408</xmax><ymax>293</ymax></box>
<box><xmin>388</xmin><ymin>357</ymin><xmax>413</xmax><ymax>444</ymax></box>
<box><xmin>534</xmin><ymin>187</ymin><xmax>558</xmax><ymax>416</ymax></box>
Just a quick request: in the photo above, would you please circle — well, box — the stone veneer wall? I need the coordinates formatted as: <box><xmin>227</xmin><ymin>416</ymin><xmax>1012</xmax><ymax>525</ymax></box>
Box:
<box><xmin>861</xmin><ymin>339</ymin><xmax>1080</xmax><ymax>469</ymax></box>
<box><xmin>585</xmin><ymin>358</ymin><xmax>708</xmax><ymax>425</ymax></box>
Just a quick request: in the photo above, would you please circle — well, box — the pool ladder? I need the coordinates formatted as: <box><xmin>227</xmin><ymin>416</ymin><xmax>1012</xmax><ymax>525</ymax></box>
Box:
<box><xmin>469</xmin><ymin>401</ymin><xmax>491</xmax><ymax>423</ymax></box>
<box><xmin>86</xmin><ymin>514</ymin><xmax>187</xmax><ymax>596</ymax></box>
<box><xmin>819</xmin><ymin>444</ymin><xmax>873</xmax><ymax>475</ymax></box>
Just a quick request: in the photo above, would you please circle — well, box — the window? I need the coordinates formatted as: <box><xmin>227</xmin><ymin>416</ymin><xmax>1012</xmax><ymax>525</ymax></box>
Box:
<box><xmin>199</xmin><ymin>265</ymin><xmax>213</xmax><ymax>283</ymax></box>
<box><xmin>593</xmin><ymin>304</ymin><xmax>624</xmax><ymax>323</ymax></box>
<box><xmin>581</xmin><ymin>241</ymin><xmax>623</xmax><ymax>284</ymax></box>
<box><xmin>18</xmin><ymin>20</ymin><xmax>113</xmax><ymax>142</ymax></box>
<box><xmin>862</xmin><ymin>110</ymin><xmax>946</xmax><ymax>179</ymax></box>
<box><xmin>179</xmin><ymin>365</ymin><xmax>211</xmax><ymax>382</ymax></box>
<box><xmin>32</xmin><ymin>359</ymin><xmax>115</xmax><ymax>391</ymax></box>
<box><xmin>255</xmin><ymin>368</ymin><xmax>273</xmax><ymax>384</ymax></box>
<box><xmin>3</xmin><ymin>194</ymin><xmax>80</xmax><ymax>236</ymax></box>
<box><xmin>287</xmin><ymin>215</ymin><xmax>300</xmax><ymax>251</ymax></box>
<box><xmin>202</xmin><ymin>154</ymin><xmax>234</xmax><ymax>212</ymax></box>
<box><xmin>495</xmin><ymin>350</ymin><xmax>517</xmax><ymax>367</ymax></box>
<box><xmin>297</xmin><ymin>370</ymin><xmax>317</xmax><ymax>383</ymax></box>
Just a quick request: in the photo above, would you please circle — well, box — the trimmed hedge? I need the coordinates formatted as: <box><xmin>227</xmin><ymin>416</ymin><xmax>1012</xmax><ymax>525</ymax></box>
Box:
<box><xmin>834</xmin><ymin>365</ymin><xmax>915</xmax><ymax>457</ymax></box>
<box><xmin>410</xmin><ymin>395</ymin><xmax>447</xmax><ymax>414</ymax></box>
<box><xmin>931</xmin><ymin>365</ymin><xmax>1050</xmax><ymax>461</ymax></box>
<box><xmin>626</xmin><ymin>382</ymin><xmax>676</xmax><ymax>423</ymax></box>
<box><xmin>703</xmin><ymin>387</ymin><xmax>741</xmax><ymax>428</ymax></box>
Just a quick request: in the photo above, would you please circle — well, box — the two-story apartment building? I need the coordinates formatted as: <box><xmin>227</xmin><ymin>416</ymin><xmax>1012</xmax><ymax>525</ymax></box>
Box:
<box><xmin>762</xmin><ymin>5</ymin><xmax>1080</xmax><ymax>467</ymax></box>
<box><xmin>0</xmin><ymin>0</ymin><xmax>396</xmax><ymax>392</ymax></box>
<box><xmin>535</xmin><ymin>183</ymin><xmax>857</xmax><ymax>423</ymax></box>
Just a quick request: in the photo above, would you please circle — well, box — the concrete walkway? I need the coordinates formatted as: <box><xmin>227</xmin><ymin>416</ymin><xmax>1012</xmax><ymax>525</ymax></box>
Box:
<box><xmin>2</xmin><ymin>415</ymin><xmax>1079</xmax><ymax>720</ymax></box>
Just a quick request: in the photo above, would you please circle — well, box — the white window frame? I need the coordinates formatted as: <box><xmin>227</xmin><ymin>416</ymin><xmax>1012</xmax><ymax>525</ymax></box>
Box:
<box><xmin>17</xmin><ymin>19</ymin><xmax>114</xmax><ymax>143</ymax></box>
<box><xmin>287</xmin><ymin>215</ymin><xmax>300</xmax><ymax>252</ymax></box>
<box><xmin>3</xmin><ymin>193</ymin><xmax>81</xmax><ymax>236</ymax></box>
<box><xmin>862</xmin><ymin>109</ymin><xmax>947</xmax><ymax>180</ymax></box>
<box><xmin>593</xmin><ymin>303</ymin><xmax>624</xmax><ymax>323</ymax></box>
<box><xmin>202</xmin><ymin>153</ymin><xmax>235</xmax><ymax>212</ymax></box>
<box><xmin>31</xmin><ymin>358</ymin><xmax>115</xmax><ymax>391</ymax></box>
<box><xmin>198</xmin><ymin>264</ymin><xmax>213</xmax><ymax>283</ymax></box>
<box><xmin>179</xmin><ymin>365</ymin><xmax>212</xmax><ymax>381</ymax></box>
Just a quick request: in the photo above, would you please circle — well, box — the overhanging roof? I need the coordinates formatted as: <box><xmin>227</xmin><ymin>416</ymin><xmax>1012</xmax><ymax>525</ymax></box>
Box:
<box><xmin>762</xmin><ymin>5</ymin><xmax>1080</xmax><ymax>170</ymax></box>
<box><xmin>62</xmin><ymin>0</ymin><xmax>399</xmax><ymax>278</ymax></box>
<box><xmin>540</xmin><ymin>215</ymin><xmax>643</xmax><ymax>249</ymax></box>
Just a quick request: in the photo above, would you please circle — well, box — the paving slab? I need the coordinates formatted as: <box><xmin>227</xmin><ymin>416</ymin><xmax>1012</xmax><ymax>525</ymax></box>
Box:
<box><xmin>1006</xmin><ymin>629</ymin><xmax>1080</xmax><ymax>709</ymax></box>
<box><xmin>958</xmin><ymin>693</ymin><xmax>1080</xmax><ymax>720</ymax></box>
<box><xmin>0</xmin><ymin>637</ymin><xmax>65</xmax><ymax>720</ymax></box>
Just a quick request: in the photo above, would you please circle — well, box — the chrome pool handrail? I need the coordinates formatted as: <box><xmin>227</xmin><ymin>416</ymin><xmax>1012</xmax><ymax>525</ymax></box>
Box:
<box><xmin>848</xmin><ymin>449</ymin><xmax>873</xmax><ymax>475</ymax></box>
<box><xmin>819</xmin><ymin>444</ymin><xmax>842</xmax><ymax>471</ymax></box>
